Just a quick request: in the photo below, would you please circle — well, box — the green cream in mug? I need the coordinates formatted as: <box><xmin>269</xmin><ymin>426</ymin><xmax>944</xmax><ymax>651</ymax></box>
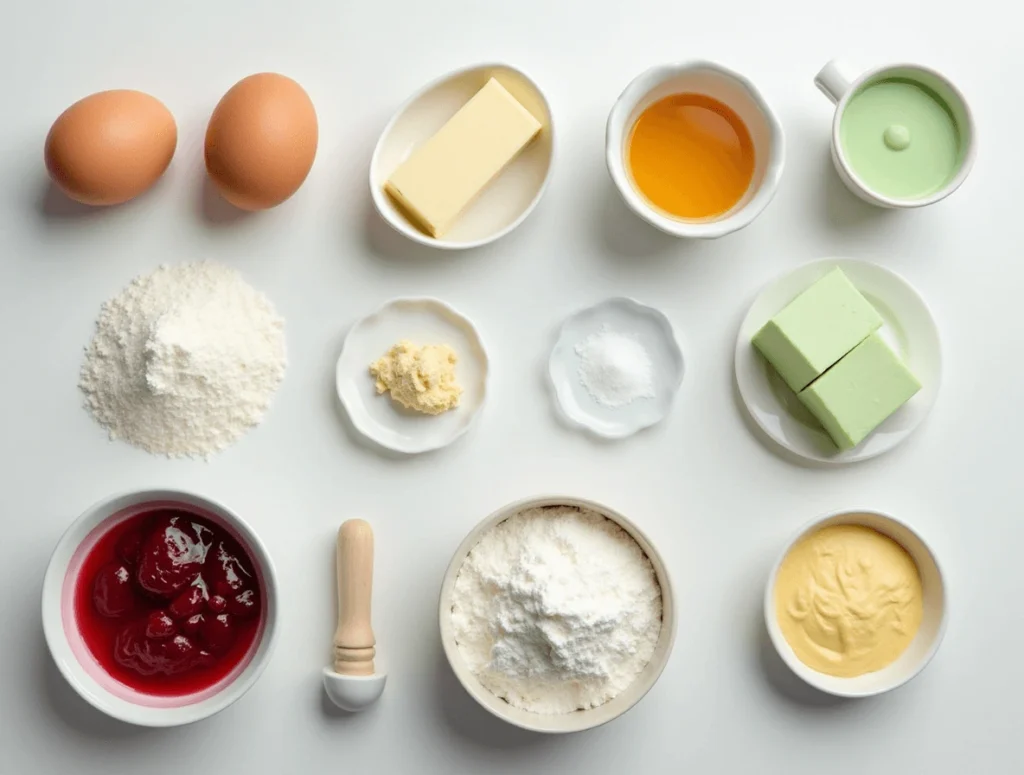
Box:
<box><xmin>840</xmin><ymin>79</ymin><xmax>962</xmax><ymax>200</ymax></box>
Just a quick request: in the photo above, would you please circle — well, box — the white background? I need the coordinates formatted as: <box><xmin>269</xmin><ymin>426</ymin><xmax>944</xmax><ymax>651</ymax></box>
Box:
<box><xmin>1</xmin><ymin>1</ymin><xmax>1017</xmax><ymax>772</ymax></box>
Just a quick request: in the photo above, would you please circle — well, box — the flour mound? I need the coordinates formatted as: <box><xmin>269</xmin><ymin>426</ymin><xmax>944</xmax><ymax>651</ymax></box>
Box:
<box><xmin>451</xmin><ymin>505</ymin><xmax>663</xmax><ymax>714</ymax></box>
<box><xmin>80</xmin><ymin>262</ymin><xmax>287</xmax><ymax>458</ymax></box>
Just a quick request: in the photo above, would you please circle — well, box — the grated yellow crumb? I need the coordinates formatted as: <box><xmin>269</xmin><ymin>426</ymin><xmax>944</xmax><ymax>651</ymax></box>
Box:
<box><xmin>369</xmin><ymin>340</ymin><xmax>462</xmax><ymax>415</ymax></box>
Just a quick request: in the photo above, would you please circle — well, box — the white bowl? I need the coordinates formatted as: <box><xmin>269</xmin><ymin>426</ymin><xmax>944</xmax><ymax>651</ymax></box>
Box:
<box><xmin>548</xmin><ymin>298</ymin><xmax>684</xmax><ymax>439</ymax></box>
<box><xmin>42</xmin><ymin>489</ymin><xmax>279</xmax><ymax>727</ymax></box>
<box><xmin>735</xmin><ymin>258</ymin><xmax>942</xmax><ymax>464</ymax></box>
<box><xmin>369</xmin><ymin>62</ymin><xmax>554</xmax><ymax>250</ymax></box>
<box><xmin>438</xmin><ymin>495</ymin><xmax>676</xmax><ymax>734</ymax></box>
<box><xmin>606</xmin><ymin>60</ymin><xmax>785</xmax><ymax>239</ymax></box>
<box><xmin>764</xmin><ymin>509</ymin><xmax>947</xmax><ymax>698</ymax></box>
<box><xmin>336</xmin><ymin>297</ymin><xmax>489</xmax><ymax>454</ymax></box>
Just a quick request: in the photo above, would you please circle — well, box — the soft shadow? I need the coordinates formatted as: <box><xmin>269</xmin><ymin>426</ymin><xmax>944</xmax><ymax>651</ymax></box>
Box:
<box><xmin>361</xmin><ymin>201</ymin><xmax>465</xmax><ymax>266</ymax></box>
<box><xmin>326</xmin><ymin>329</ymin><xmax>421</xmax><ymax>462</ymax></box>
<box><xmin>197</xmin><ymin>174</ymin><xmax>253</xmax><ymax>226</ymax></box>
<box><xmin>756</xmin><ymin>622</ymin><xmax>848</xmax><ymax>708</ymax></box>
<box><xmin>731</xmin><ymin>369</ymin><xmax>835</xmax><ymax>471</ymax></box>
<box><xmin>36</xmin><ymin>181</ymin><xmax>101</xmax><ymax>219</ymax></box>
<box><xmin>39</xmin><ymin>628</ymin><xmax>155</xmax><ymax>740</ymax></box>
<box><xmin>594</xmin><ymin>183</ymin><xmax>687</xmax><ymax>262</ymax></box>
<box><xmin>818</xmin><ymin>146</ymin><xmax>896</xmax><ymax>232</ymax></box>
<box><xmin>539</xmin><ymin>352</ymin><xmax>667</xmax><ymax>448</ymax></box>
<box><xmin>434</xmin><ymin>651</ymin><xmax>552</xmax><ymax>750</ymax></box>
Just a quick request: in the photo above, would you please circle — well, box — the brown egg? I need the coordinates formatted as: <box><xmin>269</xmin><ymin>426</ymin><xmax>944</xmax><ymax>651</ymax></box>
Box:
<box><xmin>204</xmin><ymin>73</ymin><xmax>318</xmax><ymax>211</ymax></box>
<box><xmin>44</xmin><ymin>90</ymin><xmax>177</xmax><ymax>206</ymax></box>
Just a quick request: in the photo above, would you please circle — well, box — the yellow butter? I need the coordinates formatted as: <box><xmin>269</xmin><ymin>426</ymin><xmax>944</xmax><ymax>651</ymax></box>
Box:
<box><xmin>384</xmin><ymin>78</ymin><xmax>542</xmax><ymax>237</ymax></box>
<box><xmin>369</xmin><ymin>340</ymin><xmax>462</xmax><ymax>415</ymax></box>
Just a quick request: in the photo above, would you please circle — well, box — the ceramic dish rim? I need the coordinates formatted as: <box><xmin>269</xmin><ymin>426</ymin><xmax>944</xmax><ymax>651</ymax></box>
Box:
<box><xmin>369</xmin><ymin>60</ymin><xmax>556</xmax><ymax>251</ymax></box>
<box><xmin>763</xmin><ymin>507</ymin><xmax>948</xmax><ymax>699</ymax></box>
<box><xmin>438</xmin><ymin>494</ymin><xmax>677</xmax><ymax>734</ymax></box>
<box><xmin>547</xmin><ymin>296</ymin><xmax>685</xmax><ymax>439</ymax></box>
<box><xmin>605</xmin><ymin>59</ymin><xmax>786</xmax><ymax>240</ymax></box>
<box><xmin>734</xmin><ymin>256</ymin><xmax>942</xmax><ymax>464</ymax></box>
<box><xmin>829</xmin><ymin>62</ymin><xmax>977</xmax><ymax>209</ymax></box>
<box><xmin>41</xmin><ymin>488</ymin><xmax>280</xmax><ymax>728</ymax></box>
<box><xmin>335</xmin><ymin>296</ymin><xmax>490</xmax><ymax>454</ymax></box>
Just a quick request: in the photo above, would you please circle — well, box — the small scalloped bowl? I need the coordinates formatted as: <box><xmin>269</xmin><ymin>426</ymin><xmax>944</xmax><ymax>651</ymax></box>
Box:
<box><xmin>42</xmin><ymin>489</ymin><xmax>279</xmax><ymax>727</ymax></box>
<box><xmin>764</xmin><ymin>509</ymin><xmax>947</xmax><ymax>698</ymax></box>
<box><xmin>336</xmin><ymin>297</ymin><xmax>489</xmax><ymax>454</ymax></box>
<box><xmin>606</xmin><ymin>60</ymin><xmax>785</xmax><ymax>239</ymax></box>
<box><xmin>369</xmin><ymin>62</ymin><xmax>555</xmax><ymax>250</ymax></box>
<box><xmin>549</xmin><ymin>298</ymin><xmax>684</xmax><ymax>439</ymax></box>
<box><xmin>439</xmin><ymin>495</ymin><xmax>677</xmax><ymax>733</ymax></box>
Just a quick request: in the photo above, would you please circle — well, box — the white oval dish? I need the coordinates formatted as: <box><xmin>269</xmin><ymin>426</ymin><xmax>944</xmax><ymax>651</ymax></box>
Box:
<box><xmin>336</xmin><ymin>297</ymin><xmax>489</xmax><ymax>454</ymax></box>
<box><xmin>42</xmin><ymin>489</ymin><xmax>279</xmax><ymax>727</ymax></box>
<box><xmin>439</xmin><ymin>495</ymin><xmax>677</xmax><ymax>733</ymax></box>
<box><xmin>735</xmin><ymin>258</ymin><xmax>941</xmax><ymax>464</ymax></box>
<box><xmin>549</xmin><ymin>298</ymin><xmax>684</xmax><ymax>439</ymax></box>
<box><xmin>765</xmin><ymin>508</ymin><xmax>947</xmax><ymax>698</ymax></box>
<box><xmin>369</xmin><ymin>62</ymin><xmax>554</xmax><ymax>250</ymax></box>
<box><xmin>606</xmin><ymin>60</ymin><xmax>785</xmax><ymax>239</ymax></box>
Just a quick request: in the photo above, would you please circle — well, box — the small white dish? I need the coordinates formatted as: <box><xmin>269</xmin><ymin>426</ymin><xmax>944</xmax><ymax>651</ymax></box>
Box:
<box><xmin>735</xmin><ymin>258</ymin><xmax>941</xmax><ymax>464</ymax></box>
<box><xmin>765</xmin><ymin>508</ymin><xmax>947</xmax><ymax>698</ymax></box>
<box><xmin>549</xmin><ymin>298</ymin><xmax>684</xmax><ymax>439</ymax></box>
<box><xmin>336</xmin><ymin>297</ymin><xmax>489</xmax><ymax>454</ymax></box>
<box><xmin>369</xmin><ymin>62</ymin><xmax>554</xmax><ymax>250</ymax></box>
<box><xmin>439</xmin><ymin>495</ymin><xmax>677</xmax><ymax>733</ymax></box>
<box><xmin>42</xmin><ymin>489</ymin><xmax>279</xmax><ymax>727</ymax></box>
<box><xmin>606</xmin><ymin>60</ymin><xmax>785</xmax><ymax>239</ymax></box>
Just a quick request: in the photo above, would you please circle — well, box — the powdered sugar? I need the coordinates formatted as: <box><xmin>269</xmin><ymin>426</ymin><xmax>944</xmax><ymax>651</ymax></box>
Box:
<box><xmin>450</xmin><ymin>505</ymin><xmax>663</xmax><ymax>714</ymax></box>
<box><xmin>575</xmin><ymin>328</ymin><xmax>655</xmax><ymax>408</ymax></box>
<box><xmin>79</xmin><ymin>262</ymin><xmax>286</xmax><ymax>458</ymax></box>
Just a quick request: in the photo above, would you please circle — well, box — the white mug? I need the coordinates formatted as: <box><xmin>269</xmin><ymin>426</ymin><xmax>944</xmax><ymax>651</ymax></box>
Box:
<box><xmin>606</xmin><ymin>60</ymin><xmax>785</xmax><ymax>239</ymax></box>
<box><xmin>815</xmin><ymin>59</ymin><xmax>976</xmax><ymax>208</ymax></box>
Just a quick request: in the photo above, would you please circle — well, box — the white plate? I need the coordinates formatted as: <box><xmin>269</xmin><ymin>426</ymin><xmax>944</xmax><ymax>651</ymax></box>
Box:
<box><xmin>336</xmin><ymin>298</ymin><xmax>489</xmax><ymax>454</ymax></box>
<box><xmin>369</xmin><ymin>62</ymin><xmax>555</xmax><ymax>250</ymax></box>
<box><xmin>549</xmin><ymin>298</ymin><xmax>684</xmax><ymax>439</ymax></box>
<box><xmin>735</xmin><ymin>259</ymin><xmax>942</xmax><ymax>464</ymax></box>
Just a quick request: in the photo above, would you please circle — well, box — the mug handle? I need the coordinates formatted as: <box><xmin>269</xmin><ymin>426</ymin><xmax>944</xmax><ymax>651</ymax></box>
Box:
<box><xmin>815</xmin><ymin>59</ymin><xmax>857</xmax><ymax>104</ymax></box>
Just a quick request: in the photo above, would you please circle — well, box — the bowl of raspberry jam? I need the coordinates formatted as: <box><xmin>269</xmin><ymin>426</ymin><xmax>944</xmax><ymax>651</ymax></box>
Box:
<box><xmin>43</xmin><ymin>490</ymin><xmax>278</xmax><ymax>726</ymax></box>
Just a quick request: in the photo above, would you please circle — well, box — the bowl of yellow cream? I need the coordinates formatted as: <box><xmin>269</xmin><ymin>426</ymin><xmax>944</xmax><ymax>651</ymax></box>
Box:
<box><xmin>765</xmin><ymin>509</ymin><xmax>947</xmax><ymax>697</ymax></box>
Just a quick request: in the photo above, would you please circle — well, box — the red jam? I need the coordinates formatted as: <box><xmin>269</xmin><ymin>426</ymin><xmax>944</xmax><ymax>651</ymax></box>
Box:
<box><xmin>74</xmin><ymin>508</ymin><xmax>263</xmax><ymax>697</ymax></box>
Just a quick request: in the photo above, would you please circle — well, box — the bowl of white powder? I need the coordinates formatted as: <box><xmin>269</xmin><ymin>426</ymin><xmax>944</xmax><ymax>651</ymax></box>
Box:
<box><xmin>439</xmin><ymin>496</ymin><xmax>676</xmax><ymax>733</ymax></box>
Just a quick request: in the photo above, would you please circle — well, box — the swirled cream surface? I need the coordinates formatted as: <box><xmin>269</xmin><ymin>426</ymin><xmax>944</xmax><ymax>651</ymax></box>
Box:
<box><xmin>774</xmin><ymin>524</ymin><xmax>923</xmax><ymax>677</ymax></box>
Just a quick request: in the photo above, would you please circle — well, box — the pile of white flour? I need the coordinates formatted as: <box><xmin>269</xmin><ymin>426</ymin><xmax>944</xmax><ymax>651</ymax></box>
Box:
<box><xmin>79</xmin><ymin>262</ymin><xmax>286</xmax><ymax>458</ymax></box>
<box><xmin>451</xmin><ymin>505</ymin><xmax>663</xmax><ymax>714</ymax></box>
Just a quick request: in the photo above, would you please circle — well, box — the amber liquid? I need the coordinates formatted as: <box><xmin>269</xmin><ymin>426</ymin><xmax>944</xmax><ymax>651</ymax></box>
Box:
<box><xmin>627</xmin><ymin>93</ymin><xmax>755</xmax><ymax>220</ymax></box>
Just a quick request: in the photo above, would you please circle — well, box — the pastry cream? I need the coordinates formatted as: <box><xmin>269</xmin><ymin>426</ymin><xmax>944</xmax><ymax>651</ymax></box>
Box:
<box><xmin>774</xmin><ymin>524</ymin><xmax>923</xmax><ymax>678</ymax></box>
<box><xmin>369</xmin><ymin>340</ymin><xmax>462</xmax><ymax>415</ymax></box>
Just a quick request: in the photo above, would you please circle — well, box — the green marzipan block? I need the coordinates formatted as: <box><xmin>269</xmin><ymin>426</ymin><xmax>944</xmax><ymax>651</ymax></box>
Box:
<box><xmin>798</xmin><ymin>332</ymin><xmax>921</xmax><ymax>450</ymax></box>
<box><xmin>752</xmin><ymin>268</ymin><xmax>884</xmax><ymax>392</ymax></box>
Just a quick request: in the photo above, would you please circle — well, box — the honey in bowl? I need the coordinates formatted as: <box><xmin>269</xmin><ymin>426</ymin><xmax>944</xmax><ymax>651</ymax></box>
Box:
<box><xmin>627</xmin><ymin>93</ymin><xmax>755</xmax><ymax>220</ymax></box>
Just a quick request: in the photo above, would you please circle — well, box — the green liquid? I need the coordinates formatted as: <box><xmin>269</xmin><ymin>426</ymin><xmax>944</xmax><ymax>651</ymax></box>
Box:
<box><xmin>840</xmin><ymin>79</ymin><xmax>961</xmax><ymax>200</ymax></box>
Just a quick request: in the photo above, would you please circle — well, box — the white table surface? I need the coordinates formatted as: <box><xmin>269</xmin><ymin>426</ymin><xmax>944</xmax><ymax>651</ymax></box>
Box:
<box><xmin>2</xmin><ymin>1</ymin><xmax>1018</xmax><ymax>772</ymax></box>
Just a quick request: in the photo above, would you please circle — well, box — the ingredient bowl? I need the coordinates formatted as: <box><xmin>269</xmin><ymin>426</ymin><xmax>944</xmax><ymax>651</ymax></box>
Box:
<box><xmin>764</xmin><ymin>509</ymin><xmax>947</xmax><ymax>698</ymax></box>
<box><xmin>370</xmin><ymin>61</ymin><xmax>554</xmax><ymax>250</ymax></box>
<box><xmin>438</xmin><ymin>495</ymin><xmax>676</xmax><ymax>733</ymax></box>
<box><xmin>42</xmin><ymin>489</ymin><xmax>279</xmax><ymax>727</ymax></box>
<box><xmin>606</xmin><ymin>60</ymin><xmax>784</xmax><ymax>239</ymax></box>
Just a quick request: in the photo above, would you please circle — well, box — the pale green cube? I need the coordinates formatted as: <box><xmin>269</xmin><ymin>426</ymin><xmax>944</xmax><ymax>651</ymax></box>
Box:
<box><xmin>752</xmin><ymin>268</ymin><xmax>883</xmax><ymax>392</ymax></box>
<box><xmin>799</xmin><ymin>332</ymin><xmax>921</xmax><ymax>450</ymax></box>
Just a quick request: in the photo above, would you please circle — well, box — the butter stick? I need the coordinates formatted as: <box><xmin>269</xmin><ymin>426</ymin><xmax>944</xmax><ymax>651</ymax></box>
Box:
<box><xmin>384</xmin><ymin>78</ymin><xmax>542</xmax><ymax>237</ymax></box>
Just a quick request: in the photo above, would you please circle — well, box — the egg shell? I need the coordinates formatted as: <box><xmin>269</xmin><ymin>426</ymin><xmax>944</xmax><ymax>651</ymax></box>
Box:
<box><xmin>44</xmin><ymin>90</ymin><xmax>177</xmax><ymax>206</ymax></box>
<box><xmin>205</xmin><ymin>73</ymin><xmax>318</xmax><ymax>211</ymax></box>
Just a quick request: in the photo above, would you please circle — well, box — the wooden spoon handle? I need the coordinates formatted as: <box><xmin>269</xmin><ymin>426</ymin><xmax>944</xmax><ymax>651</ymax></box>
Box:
<box><xmin>332</xmin><ymin>519</ymin><xmax>376</xmax><ymax>676</ymax></box>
